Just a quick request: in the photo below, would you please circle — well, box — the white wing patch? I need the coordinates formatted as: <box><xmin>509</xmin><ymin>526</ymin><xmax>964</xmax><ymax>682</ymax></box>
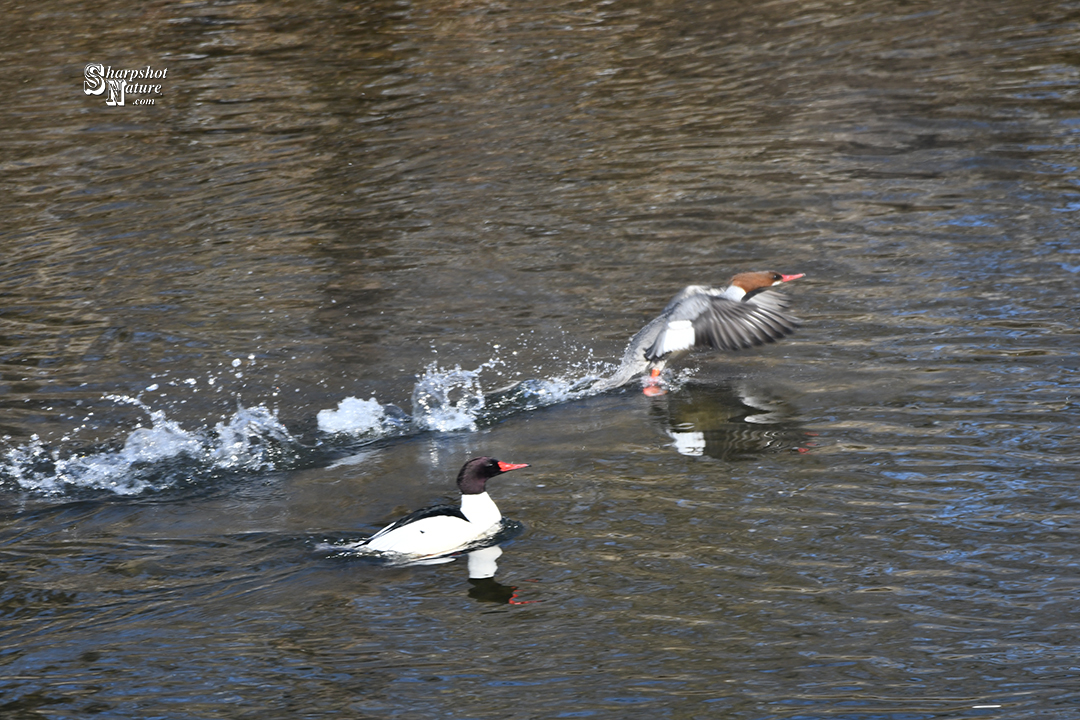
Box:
<box><xmin>658</xmin><ymin>319</ymin><xmax>696</xmax><ymax>355</ymax></box>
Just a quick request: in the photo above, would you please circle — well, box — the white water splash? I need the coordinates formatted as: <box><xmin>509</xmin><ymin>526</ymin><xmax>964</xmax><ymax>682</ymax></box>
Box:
<box><xmin>208</xmin><ymin>404</ymin><xmax>294</xmax><ymax>469</ymax></box>
<box><xmin>2</xmin><ymin>396</ymin><xmax>294</xmax><ymax>496</ymax></box>
<box><xmin>411</xmin><ymin>363</ymin><xmax>487</xmax><ymax>432</ymax></box>
<box><xmin>316</xmin><ymin>396</ymin><xmax>386</xmax><ymax>435</ymax></box>
<box><xmin>3</xmin><ymin>338</ymin><xmax>617</xmax><ymax>497</ymax></box>
<box><xmin>322</xmin><ymin>351</ymin><xmax>613</xmax><ymax>436</ymax></box>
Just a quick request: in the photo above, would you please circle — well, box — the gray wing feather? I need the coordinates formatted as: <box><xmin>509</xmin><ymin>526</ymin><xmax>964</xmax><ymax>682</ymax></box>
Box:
<box><xmin>641</xmin><ymin>287</ymin><xmax>799</xmax><ymax>361</ymax></box>
<box><xmin>693</xmin><ymin>291</ymin><xmax>799</xmax><ymax>351</ymax></box>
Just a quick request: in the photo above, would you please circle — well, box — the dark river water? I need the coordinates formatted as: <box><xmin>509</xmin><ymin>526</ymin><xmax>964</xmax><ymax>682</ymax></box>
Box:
<box><xmin>3</xmin><ymin>0</ymin><xmax>1080</xmax><ymax>717</ymax></box>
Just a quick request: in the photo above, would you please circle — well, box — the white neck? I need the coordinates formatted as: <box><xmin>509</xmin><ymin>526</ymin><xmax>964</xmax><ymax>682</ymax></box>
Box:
<box><xmin>722</xmin><ymin>284</ymin><xmax>746</xmax><ymax>301</ymax></box>
<box><xmin>460</xmin><ymin>492</ymin><xmax>501</xmax><ymax>530</ymax></box>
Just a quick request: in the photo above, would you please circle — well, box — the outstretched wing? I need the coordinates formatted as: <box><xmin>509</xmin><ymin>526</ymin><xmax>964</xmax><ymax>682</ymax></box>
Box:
<box><xmin>644</xmin><ymin>289</ymin><xmax>799</xmax><ymax>360</ymax></box>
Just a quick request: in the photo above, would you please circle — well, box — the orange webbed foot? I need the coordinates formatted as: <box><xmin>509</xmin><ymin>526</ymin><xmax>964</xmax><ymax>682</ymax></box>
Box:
<box><xmin>642</xmin><ymin>368</ymin><xmax>667</xmax><ymax>396</ymax></box>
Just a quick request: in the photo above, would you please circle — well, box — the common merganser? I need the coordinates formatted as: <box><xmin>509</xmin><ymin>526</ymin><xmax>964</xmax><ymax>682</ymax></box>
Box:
<box><xmin>598</xmin><ymin>271</ymin><xmax>804</xmax><ymax>395</ymax></box>
<box><xmin>358</xmin><ymin>457</ymin><xmax>529</xmax><ymax>558</ymax></box>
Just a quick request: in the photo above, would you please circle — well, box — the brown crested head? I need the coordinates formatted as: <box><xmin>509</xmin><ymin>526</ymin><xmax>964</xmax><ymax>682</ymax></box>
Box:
<box><xmin>729</xmin><ymin>271</ymin><xmax>805</xmax><ymax>294</ymax></box>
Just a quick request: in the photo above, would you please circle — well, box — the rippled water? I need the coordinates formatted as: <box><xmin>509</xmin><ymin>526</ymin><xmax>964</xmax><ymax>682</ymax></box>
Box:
<box><xmin>3</xmin><ymin>0</ymin><xmax>1080</xmax><ymax>717</ymax></box>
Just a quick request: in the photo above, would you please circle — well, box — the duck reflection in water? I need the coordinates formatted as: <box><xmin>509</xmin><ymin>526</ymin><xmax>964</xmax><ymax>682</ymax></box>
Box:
<box><xmin>464</xmin><ymin>545</ymin><xmax>537</xmax><ymax>605</ymax></box>
<box><xmin>649</xmin><ymin>381</ymin><xmax>816</xmax><ymax>460</ymax></box>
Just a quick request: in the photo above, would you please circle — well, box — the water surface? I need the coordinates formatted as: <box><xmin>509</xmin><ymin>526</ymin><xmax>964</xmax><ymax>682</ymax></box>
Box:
<box><xmin>2</xmin><ymin>0</ymin><xmax>1080</xmax><ymax>717</ymax></box>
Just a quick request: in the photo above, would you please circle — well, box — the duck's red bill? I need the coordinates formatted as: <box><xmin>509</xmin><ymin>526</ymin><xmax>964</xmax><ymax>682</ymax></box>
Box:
<box><xmin>497</xmin><ymin>461</ymin><xmax>530</xmax><ymax>472</ymax></box>
<box><xmin>780</xmin><ymin>273</ymin><xmax>805</xmax><ymax>282</ymax></box>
